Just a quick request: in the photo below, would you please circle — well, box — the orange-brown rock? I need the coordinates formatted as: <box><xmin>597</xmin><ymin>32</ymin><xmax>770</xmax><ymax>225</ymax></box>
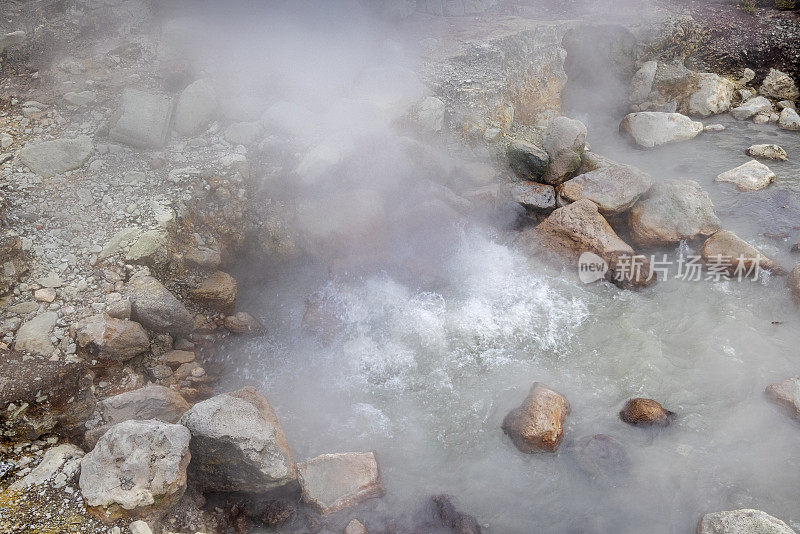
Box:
<box><xmin>191</xmin><ymin>270</ymin><xmax>237</xmax><ymax>313</ymax></box>
<box><xmin>699</xmin><ymin>230</ymin><xmax>777</xmax><ymax>274</ymax></box>
<box><xmin>619</xmin><ymin>398</ymin><xmax>674</xmax><ymax>426</ymax></box>
<box><xmin>502</xmin><ymin>382</ymin><xmax>570</xmax><ymax>453</ymax></box>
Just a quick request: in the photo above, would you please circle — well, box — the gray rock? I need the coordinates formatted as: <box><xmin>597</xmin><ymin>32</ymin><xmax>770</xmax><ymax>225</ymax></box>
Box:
<box><xmin>507</xmin><ymin>140</ymin><xmax>549</xmax><ymax>180</ymax></box>
<box><xmin>99</xmin><ymin>227</ymin><xmax>141</xmax><ymax>261</ymax></box>
<box><xmin>125</xmin><ymin>230</ymin><xmax>168</xmax><ymax>265</ymax></box>
<box><xmin>14</xmin><ymin>312</ymin><xmax>57</xmax><ymax>356</ymax></box>
<box><xmin>619</xmin><ymin>112</ymin><xmax>703</xmax><ymax>148</ymax></box>
<box><xmin>413</xmin><ymin>96</ymin><xmax>445</xmax><ymax>133</ymax></box>
<box><xmin>629</xmin><ymin>61</ymin><xmax>657</xmax><ymax>105</ymax></box>
<box><xmin>759</xmin><ymin>69</ymin><xmax>800</xmax><ymax>101</ymax></box>
<box><xmin>75</xmin><ymin>315</ymin><xmax>150</xmax><ymax>361</ymax></box>
<box><xmin>778</xmin><ymin>100</ymin><xmax>796</xmax><ymax>111</ymax></box>
<box><xmin>18</xmin><ymin>136</ymin><xmax>93</xmax><ymax>178</ymax></box>
<box><xmin>344</xmin><ymin>518</ymin><xmax>369</xmax><ymax>534</ymax></box>
<box><xmin>63</xmin><ymin>90</ymin><xmax>97</xmax><ymax>107</ymax></box>
<box><xmin>747</xmin><ymin>144</ymin><xmax>787</xmax><ymax>161</ymax></box>
<box><xmin>509</xmin><ymin>181</ymin><xmax>555</xmax><ymax>211</ymax></box>
<box><xmin>697</xmin><ymin>509</ymin><xmax>795</xmax><ymax>534</ymax></box>
<box><xmin>730</xmin><ymin>96</ymin><xmax>773</xmax><ymax>121</ymax></box>
<box><xmin>173</xmin><ymin>79</ymin><xmax>217</xmax><ymax>136</ymax></box>
<box><xmin>0</xmin><ymin>30</ymin><xmax>25</xmax><ymax>54</ymax></box>
<box><xmin>558</xmin><ymin>163</ymin><xmax>652</xmax><ymax>215</ymax></box>
<box><xmin>224</xmin><ymin>121</ymin><xmax>263</xmax><ymax>145</ymax></box>
<box><xmin>178</xmin><ymin>387</ymin><xmax>296</xmax><ymax>492</ymax></box>
<box><xmin>128</xmin><ymin>275</ymin><xmax>194</xmax><ymax>334</ymax></box>
<box><xmin>573</xmin><ymin>434</ymin><xmax>629</xmax><ymax>479</ymax></box>
<box><xmin>110</xmin><ymin>88</ymin><xmax>173</xmax><ymax>149</ymax></box>
<box><xmin>779</xmin><ymin>107</ymin><xmax>800</xmax><ymax>131</ymax></box>
<box><xmin>629</xmin><ymin>180</ymin><xmax>720</xmax><ymax>246</ymax></box>
<box><xmin>715</xmin><ymin>160</ymin><xmax>775</xmax><ymax>191</ymax></box>
<box><xmin>9</xmin><ymin>444</ymin><xmax>83</xmax><ymax>490</ymax></box>
<box><xmin>541</xmin><ymin>116</ymin><xmax>586</xmax><ymax>185</ymax></box>
<box><xmin>298</xmin><ymin>452</ymin><xmax>385</xmax><ymax>515</ymax></box>
<box><xmin>79</xmin><ymin>420</ymin><xmax>191</xmax><ymax>516</ymax></box>
<box><xmin>686</xmin><ymin>73</ymin><xmax>735</xmax><ymax>117</ymax></box>
<box><xmin>765</xmin><ymin>377</ymin><xmax>800</xmax><ymax>422</ymax></box>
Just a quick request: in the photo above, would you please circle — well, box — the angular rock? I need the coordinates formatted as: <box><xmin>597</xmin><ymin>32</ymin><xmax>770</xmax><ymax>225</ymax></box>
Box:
<box><xmin>125</xmin><ymin>230</ymin><xmax>168</xmax><ymax>265</ymax></box>
<box><xmin>573</xmin><ymin>434</ymin><xmax>629</xmax><ymax>479</ymax></box>
<box><xmin>9</xmin><ymin>444</ymin><xmax>84</xmax><ymax>490</ymax></box>
<box><xmin>619</xmin><ymin>112</ymin><xmax>703</xmax><ymax>148</ymax></box>
<box><xmin>730</xmin><ymin>96</ymin><xmax>773</xmax><ymax>121</ymax></box>
<box><xmin>173</xmin><ymin>79</ymin><xmax>217</xmax><ymax>136</ymax></box>
<box><xmin>129</xmin><ymin>521</ymin><xmax>154</xmax><ymax>534</ymax></box>
<box><xmin>18</xmin><ymin>136</ymin><xmax>93</xmax><ymax>178</ymax></box>
<box><xmin>502</xmin><ymin>382</ymin><xmax>570</xmax><ymax>453</ymax></box>
<box><xmin>747</xmin><ymin>144</ymin><xmax>787</xmax><ymax>161</ymax></box>
<box><xmin>179</xmin><ymin>387</ymin><xmax>296</xmax><ymax>493</ymax></box>
<box><xmin>344</xmin><ymin>518</ymin><xmax>369</xmax><ymax>534</ymax></box>
<box><xmin>79</xmin><ymin>420</ymin><xmax>191</xmax><ymax>518</ymax></box>
<box><xmin>629</xmin><ymin>180</ymin><xmax>720</xmax><ymax>247</ymax></box>
<box><xmin>715</xmin><ymin>160</ymin><xmax>775</xmax><ymax>191</ymax></box>
<box><xmin>629</xmin><ymin>61</ymin><xmax>657</xmax><ymax>105</ymax></box>
<box><xmin>541</xmin><ymin>116</ymin><xmax>586</xmax><ymax>185</ymax></box>
<box><xmin>110</xmin><ymin>88</ymin><xmax>173</xmax><ymax>149</ymax></box>
<box><xmin>297</xmin><ymin>452</ymin><xmax>385</xmax><ymax>515</ymax></box>
<box><xmin>159</xmin><ymin>349</ymin><xmax>195</xmax><ymax>367</ymax></box>
<box><xmin>686</xmin><ymin>73</ymin><xmax>735</xmax><ymax>117</ymax></box>
<box><xmin>759</xmin><ymin>69</ymin><xmax>800</xmax><ymax>101</ymax></box>
<box><xmin>697</xmin><ymin>509</ymin><xmax>795</xmax><ymax>534</ymax></box>
<box><xmin>558</xmin><ymin>163</ymin><xmax>652</xmax><ymax>215</ymax></box>
<box><xmin>507</xmin><ymin>140</ymin><xmax>549</xmax><ymax>181</ymax></box>
<box><xmin>779</xmin><ymin>107</ymin><xmax>800</xmax><ymax>131</ymax></box>
<box><xmin>191</xmin><ymin>270</ymin><xmax>237</xmax><ymax>312</ymax></box>
<box><xmin>413</xmin><ymin>96</ymin><xmax>445</xmax><ymax>133</ymax></box>
<box><xmin>85</xmin><ymin>385</ymin><xmax>190</xmax><ymax>448</ymax></box>
<box><xmin>765</xmin><ymin>377</ymin><xmax>800</xmax><ymax>422</ymax></box>
<box><xmin>76</xmin><ymin>315</ymin><xmax>150</xmax><ymax>361</ymax></box>
<box><xmin>128</xmin><ymin>275</ymin><xmax>194</xmax><ymax>334</ymax></box>
<box><xmin>14</xmin><ymin>311</ymin><xmax>57</xmax><ymax>356</ymax></box>
<box><xmin>700</xmin><ymin>230</ymin><xmax>776</xmax><ymax>274</ymax></box>
<box><xmin>509</xmin><ymin>181</ymin><xmax>555</xmax><ymax>211</ymax></box>
<box><xmin>619</xmin><ymin>398</ymin><xmax>673</xmax><ymax>426</ymax></box>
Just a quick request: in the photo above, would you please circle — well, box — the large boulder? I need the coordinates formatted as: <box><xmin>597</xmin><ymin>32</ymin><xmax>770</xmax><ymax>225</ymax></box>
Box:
<box><xmin>178</xmin><ymin>387</ymin><xmax>296</xmax><ymax>493</ymax></box>
<box><xmin>765</xmin><ymin>377</ymin><xmax>800</xmax><ymax>422</ymax></box>
<box><xmin>629</xmin><ymin>180</ymin><xmax>721</xmax><ymax>247</ymax></box>
<box><xmin>85</xmin><ymin>385</ymin><xmax>190</xmax><ymax>448</ymax></box>
<box><xmin>541</xmin><ymin>116</ymin><xmax>586</xmax><ymax>185</ymax></box>
<box><xmin>75</xmin><ymin>314</ymin><xmax>150</xmax><ymax>361</ymax></box>
<box><xmin>13</xmin><ymin>311</ymin><xmax>57</xmax><ymax>356</ymax></box>
<box><xmin>502</xmin><ymin>382</ymin><xmax>570</xmax><ymax>453</ymax></box>
<box><xmin>778</xmin><ymin>107</ymin><xmax>800</xmax><ymax>131</ymax></box>
<box><xmin>128</xmin><ymin>275</ymin><xmax>194</xmax><ymax>334</ymax></box>
<box><xmin>507</xmin><ymin>140</ymin><xmax>550</xmax><ymax>181</ymax></box>
<box><xmin>79</xmin><ymin>420</ymin><xmax>191</xmax><ymax>519</ymax></box>
<box><xmin>699</xmin><ymin>230</ymin><xmax>776</xmax><ymax>274</ymax></box>
<box><xmin>697</xmin><ymin>509</ymin><xmax>796</xmax><ymax>534</ymax></box>
<box><xmin>517</xmin><ymin>199</ymin><xmax>652</xmax><ymax>288</ymax></box>
<box><xmin>686</xmin><ymin>73</ymin><xmax>735</xmax><ymax>117</ymax></box>
<box><xmin>619</xmin><ymin>112</ymin><xmax>703</xmax><ymax>148</ymax></box>
<box><xmin>715</xmin><ymin>160</ymin><xmax>775</xmax><ymax>192</ymax></box>
<box><xmin>110</xmin><ymin>88</ymin><xmax>173</xmax><ymax>149</ymax></box>
<box><xmin>18</xmin><ymin>136</ymin><xmax>93</xmax><ymax>178</ymax></box>
<box><xmin>558</xmin><ymin>163</ymin><xmax>652</xmax><ymax>215</ymax></box>
<box><xmin>759</xmin><ymin>69</ymin><xmax>800</xmax><ymax>101</ymax></box>
<box><xmin>173</xmin><ymin>79</ymin><xmax>217</xmax><ymax>136</ymax></box>
<box><xmin>730</xmin><ymin>96</ymin><xmax>773</xmax><ymax>121</ymax></box>
<box><xmin>297</xmin><ymin>452</ymin><xmax>385</xmax><ymax>515</ymax></box>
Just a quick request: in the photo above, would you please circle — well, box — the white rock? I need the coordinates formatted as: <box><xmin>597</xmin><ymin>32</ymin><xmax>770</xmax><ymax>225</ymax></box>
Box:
<box><xmin>18</xmin><ymin>136</ymin><xmax>93</xmax><ymax>178</ymax></box>
<box><xmin>698</xmin><ymin>509</ymin><xmax>795</xmax><ymax>534</ymax></box>
<box><xmin>730</xmin><ymin>96</ymin><xmax>773</xmax><ymax>120</ymax></box>
<box><xmin>760</xmin><ymin>69</ymin><xmax>799</xmax><ymax>101</ymax></box>
<box><xmin>110</xmin><ymin>88</ymin><xmax>173</xmax><ymax>148</ymax></box>
<box><xmin>129</xmin><ymin>521</ymin><xmax>153</xmax><ymax>534</ymax></box>
<box><xmin>747</xmin><ymin>144</ymin><xmax>787</xmax><ymax>161</ymax></box>
<box><xmin>779</xmin><ymin>107</ymin><xmax>800</xmax><ymax>131</ymax></box>
<box><xmin>14</xmin><ymin>312</ymin><xmax>58</xmax><ymax>356</ymax></box>
<box><xmin>10</xmin><ymin>444</ymin><xmax>83</xmax><ymax>490</ymax></box>
<box><xmin>173</xmin><ymin>79</ymin><xmax>217</xmax><ymax>136</ymax></box>
<box><xmin>619</xmin><ymin>112</ymin><xmax>703</xmax><ymax>148</ymax></box>
<box><xmin>629</xmin><ymin>61</ymin><xmax>657</xmax><ymax>104</ymax></box>
<box><xmin>687</xmin><ymin>73</ymin><xmax>735</xmax><ymax>117</ymax></box>
<box><xmin>715</xmin><ymin>160</ymin><xmax>775</xmax><ymax>191</ymax></box>
<box><xmin>413</xmin><ymin>96</ymin><xmax>445</xmax><ymax>132</ymax></box>
<box><xmin>298</xmin><ymin>452</ymin><xmax>385</xmax><ymax>515</ymax></box>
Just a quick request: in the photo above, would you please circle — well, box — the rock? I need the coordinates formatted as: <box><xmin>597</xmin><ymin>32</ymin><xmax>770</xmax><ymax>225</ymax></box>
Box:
<box><xmin>686</xmin><ymin>73</ymin><xmax>735</xmax><ymax>117</ymax></box>
<box><xmin>224</xmin><ymin>121</ymin><xmax>264</xmax><ymax>145</ymax></box>
<box><xmin>541</xmin><ymin>116</ymin><xmax>586</xmax><ymax>185</ymax></box>
<box><xmin>0</xmin><ymin>349</ymin><xmax>95</xmax><ymax>440</ymax></box>
<box><xmin>173</xmin><ymin>79</ymin><xmax>217</xmax><ymax>136</ymax></box>
<box><xmin>110</xmin><ymin>88</ymin><xmax>173</xmax><ymax>149</ymax></box>
<box><xmin>0</xmin><ymin>30</ymin><xmax>25</xmax><ymax>54</ymax></box>
<box><xmin>129</xmin><ymin>520</ymin><xmax>153</xmax><ymax>534</ymax></box>
<box><xmin>63</xmin><ymin>90</ymin><xmax>97</xmax><ymax>107</ymax></box>
<box><xmin>704</xmin><ymin>124</ymin><xmax>725</xmax><ymax>132</ymax></box>
<box><xmin>629</xmin><ymin>180</ymin><xmax>721</xmax><ymax>247</ymax></box>
<box><xmin>34</xmin><ymin>287</ymin><xmax>56</xmax><ymax>303</ymax></box>
<box><xmin>573</xmin><ymin>434</ymin><xmax>629</xmax><ymax>479</ymax></box>
<box><xmin>619</xmin><ymin>112</ymin><xmax>703</xmax><ymax>148</ymax></box>
<box><xmin>760</xmin><ymin>69</ymin><xmax>800</xmax><ymax>101</ymax></box>
<box><xmin>558</xmin><ymin>163</ymin><xmax>652</xmax><ymax>215</ymax></box>
<box><xmin>430</xmin><ymin>495</ymin><xmax>482</xmax><ymax>534</ymax></box>
<box><xmin>79</xmin><ymin>420</ymin><xmax>191</xmax><ymax>519</ymax></box>
<box><xmin>14</xmin><ymin>312</ymin><xmax>57</xmax><ymax>356</ymax></box>
<box><xmin>38</xmin><ymin>274</ymin><xmax>63</xmax><ymax>288</ymax></box>
<box><xmin>738</xmin><ymin>68</ymin><xmax>756</xmax><ymax>86</ymax></box>
<box><xmin>619</xmin><ymin>398</ymin><xmax>673</xmax><ymax>426</ymax></box>
<box><xmin>509</xmin><ymin>181</ymin><xmax>556</xmax><ymax>211</ymax></box>
<box><xmin>128</xmin><ymin>275</ymin><xmax>194</xmax><ymax>334</ymax></box>
<box><xmin>790</xmin><ymin>264</ymin><xmax>800</xmax><ymax>301</ymax></box>
<box><xmin>125</xmin><ymin>230</ymin><xmax>168</xmax><ymax>265</ymax></box>
<box><xmin>507</xmin><ymin>140</ymin><xmax>550</xmax><ymax>181</ymax></box>
<box><xmin>778</xmin><ymin>100</ymin><xmax>796</xmax><ymax>111</ymax></box>
<box><xmin>730</xmin><ymin>96</ymin><xmax>773</xmax><ymax>120</ymax></box>
<box><xmin>747</xmin><ymin>144</ymin><xmax>787</xmax><ymax>161</ymax></box>
<box><xmin>413</xmin><ymin>96</ymin><xmax>445</xmax><ymax>132</ymax></box>
<box><xmin>85</xmin><ymin>385</ymin><xmax>190</xmax><ymax>449</ymax></box>
<box><xmin>715</xmin><ymin>160</ymin><xmax>775</xmax><ymax>191</ymax></box>
<box><xmin>178</xmin><ymin>387</ymin><xmax>296</xmax><ymax>493</ymax></box>
<box><xmin>107</xmin><ymin>297</ymin><xmax>132</xmax><ymax>320</ymax></box>
<box><xmin>700</xmin><ymin>230</ymin><xmax>776</xmax><ymax>274</ymax></box>
<box><xmin>629</xmin><ymin>61</ymin><xmax>657</xmax><ymax>104</ymax></box>
<box><xmin>697</xmin><ymin>509</ymin><xmax>795</xmax><ymax>534</ymax></box>
<box><xmin>224</xmin><ymin>312</ymin><xmax>263</xmax><ymax>334</ymax></box>
<box><xmin>765</xmin><ymin>377</ymin><xmax>800</xmax><ymax>421</ymax></box>
<box><xmin>18</xmin><ymin>136</ymin><xmax>93</xmax><ymax>178</ymax></box>
<box><xmin>0</xmin><ymin>231</ymin><xmax>26</xmax><ymax>296</ymax></box>
<box><xmin>9</xmin><ymin>444</ymin><xmax>84</xmax><ymax>490</ymax></box>
<box><xmin>76</xmin><ymin>315</ymin><xmax>150</xmax><ymax>361</ymax></box>
<box><xmin>99</xmin><ymin>227</ymin><xmax>141</xmax><ymax>261</ymax></box>
<box><xmin>191</xmin><ymin>270</ymin><xmax>237</xmax><ymax>312</ymax></box>
<box><xmin>778</xmin><ymin>107</ymin><xmax>800</xmax><ymax>131</ymax></box>
<box><xmin>344</xmin><ymin>518</ymin><xmax>368</xmax><ymax>534</ymax></box>
<box><xmin>753</xmin><ymin>112</ymin><xmax>770</xmax><ymax>124</ymax></box>
<box><xmin>517</xmin><ymin>199</ymin><xmax>652</xmax><ymax>288</ymax></box>
<box><xmin>159</xmin><ymin>350</ymin><xmax>195</xmax><ymax>367</ymax></box>
<box><xmin>297</xmin><ymin>452</ymin><xmax>385</xmax><ymax>515</ymax></box>
<box><xmin>501</xmin><ymin>382</ymin><xmax>570</xmax><ymax>453</ymax></box>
